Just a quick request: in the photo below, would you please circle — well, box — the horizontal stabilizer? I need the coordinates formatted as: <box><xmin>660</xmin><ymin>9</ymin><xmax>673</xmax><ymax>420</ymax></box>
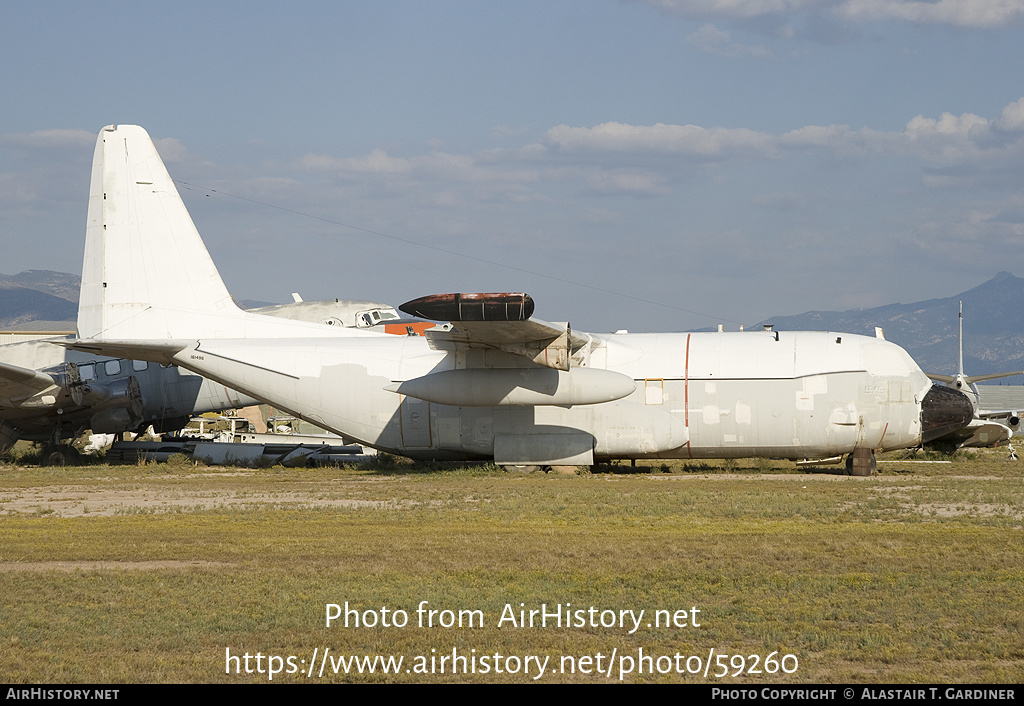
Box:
<box><xmin>59</xmin><ymin>338</ymin><xmax>191</xmax><ymax>366</ymax></box>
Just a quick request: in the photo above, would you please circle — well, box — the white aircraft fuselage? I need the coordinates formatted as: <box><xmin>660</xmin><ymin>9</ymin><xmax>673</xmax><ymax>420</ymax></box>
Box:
<box><xmin>153</xmin><ymin>328</ymin><xmax>934</xmax><ymax>463</ymax></box>
<box><xmin>68</xmin><ymin>125</ymin><xmax>973</xmax><ymax>467</ymax></box>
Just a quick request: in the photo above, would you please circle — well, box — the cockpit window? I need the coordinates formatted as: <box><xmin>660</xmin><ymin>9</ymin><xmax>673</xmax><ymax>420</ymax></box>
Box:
<box><xmin>358</xmin><ymin>307</ymin><xmax>400</xmax><ymax>327</ymax></box>
<box><xmin>104</xmin><ymin>360</ymin><xmax>122</xmax><ymax>376</ymax></box>
<box><xmin>79</xmin><ymin>364</ymin><xmax>95</xmax><ymax>381</ymax></box>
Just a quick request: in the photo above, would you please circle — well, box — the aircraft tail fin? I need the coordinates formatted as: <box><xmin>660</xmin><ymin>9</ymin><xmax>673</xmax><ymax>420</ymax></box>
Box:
<box><xmin>78</xmin><ymin>125</ymin><xmax>353</xmax><ymax>342</ymax></box>
<box><xmin>79</xmin><ymin>125</ymin><xmax>244</xmax><ymax>340</ymax></box>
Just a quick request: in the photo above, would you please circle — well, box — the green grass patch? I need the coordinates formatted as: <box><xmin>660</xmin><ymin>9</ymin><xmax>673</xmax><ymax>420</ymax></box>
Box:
<box><xmin>1</xmin><ymin>457</ymin><xmax>1021</xmax><ymax>683</ymax></box>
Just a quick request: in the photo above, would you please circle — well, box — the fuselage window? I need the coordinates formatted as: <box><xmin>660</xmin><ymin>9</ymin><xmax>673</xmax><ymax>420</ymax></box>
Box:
<box><xmin>133</xmin><ymin>360</ymin><xmax>148</xmax><ymax>372</ymax></box>
<box><xmin>79</xmin><ymin>364</ymin><xmax>96</xmax><ymax>381</ymax></box>
<box><xmin>104</xmin><ymin>360</ymin><xmax>122</xmax><ymax>376</ymax></box>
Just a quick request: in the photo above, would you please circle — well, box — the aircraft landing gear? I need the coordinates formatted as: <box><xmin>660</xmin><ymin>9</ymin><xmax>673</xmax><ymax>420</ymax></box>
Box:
<box><xmin>505</xmin><ymin>465</ymin><xmax>547</xmax><ymax>473</ymax></box>
<box><xmin>41</xmin><ymin>444</ymin><xmax>81</xmax><ymax>467</ymax></box>
<box><xmin>845</xmin><ymin>448</ymin><xmax>877</xmax><ymax>476</ymax></box>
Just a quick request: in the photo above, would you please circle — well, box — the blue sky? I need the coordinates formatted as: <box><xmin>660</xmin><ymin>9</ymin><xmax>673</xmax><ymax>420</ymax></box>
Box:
<box><xmin>3</xmin><ymin>0</ymin><xmax>1024</xmax><ymax>332</ymax></box>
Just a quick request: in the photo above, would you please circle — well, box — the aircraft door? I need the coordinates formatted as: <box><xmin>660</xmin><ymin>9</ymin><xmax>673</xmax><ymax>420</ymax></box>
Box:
<box><xmin>400</xmin><ymin>396</ymin><xmax>433</xmax><ymax>448</ymax></box>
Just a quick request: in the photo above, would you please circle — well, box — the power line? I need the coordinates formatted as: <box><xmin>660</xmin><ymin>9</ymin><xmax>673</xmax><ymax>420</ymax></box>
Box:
<box><xmin>174</xmin><ymin>179</ymin><xmax>743</xmax><ymax>326</ymax></box>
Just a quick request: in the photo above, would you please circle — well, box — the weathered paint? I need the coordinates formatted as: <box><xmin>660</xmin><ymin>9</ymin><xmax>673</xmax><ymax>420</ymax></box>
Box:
<box><xmin>70</xmin><ymin>125</ymin><xmax>972</xmax><ymax>465</ymax></box>
<box><xmin>0</xmin><ymin>337</ymin><xmax>259</xmax><ymax>449</ymax></box>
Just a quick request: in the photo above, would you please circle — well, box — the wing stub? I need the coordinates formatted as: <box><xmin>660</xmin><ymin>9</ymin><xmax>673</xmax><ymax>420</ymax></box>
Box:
<box><xmin>400</xmin><ymin>293</ymin><xmax>535</xmax><ymax>322</ymax></box>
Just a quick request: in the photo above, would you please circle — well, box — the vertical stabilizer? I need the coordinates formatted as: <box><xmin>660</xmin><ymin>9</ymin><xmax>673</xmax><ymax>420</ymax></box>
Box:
<box><xmin>78</xmin><ymin>125</ymin><xmax>356</xmax><ymax>342</ymax></box>
<box><xmin>957</xmin><ymin>300</ymin><xmax>964</xmax><ymax>378</ymax></box>
<box><xmin>927</xmin><ymin>301</ymin><xmax>1024</xmax><ymax>410</ymax></box>
<box><xmin>79</xmin><ymin>125</ymin><xmax>240</xmax><ymax>339</ymax></box>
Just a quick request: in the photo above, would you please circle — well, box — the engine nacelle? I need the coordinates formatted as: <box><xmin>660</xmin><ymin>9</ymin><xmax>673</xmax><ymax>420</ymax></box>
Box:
<box><xmin>19</xmin><ymin>362</ymin><xmax>85</xmax><ymax>409</ymax></box>
<box><xmin>387</xmin><ymin>367</ymin><xmax>636</xmax><ymax>407</ymax></box>
<box><xmin>87</xmin><ymin>376</ymin><xmax>145</xmax><ymax>434</ymax></box>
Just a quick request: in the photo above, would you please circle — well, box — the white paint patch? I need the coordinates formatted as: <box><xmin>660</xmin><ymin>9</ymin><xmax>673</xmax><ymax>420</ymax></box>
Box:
<box><xmin>797</xmin><ymin>374</ymin><xmax>826</xmax><ymax>411</ymax></box>
<box><xmin>829</xmin><ymin>404</ymin><xmax>857</xmax><ymax>425</ymax></box>
<box><xmin>803</xmin><ymin>375</ymin><xmax>828</xmax><ymax>395</ymax></box>
<box><xmin>702</xmin><ymin>405</ymin><xmax>720</xmax><ymax>424</ymax></box>
<box><xmin>863</xmin><ymin>342</ymin><xmax>911</xmax><ymax>376</ymax></box>
<box><xmin>795</xmin><ymin>391</ymin><xmax>814</xmax><ymax>411</ymax></box>
<box><xmin>645</xmin><ymin>381</ymin><xmax>664</xmax><ymax>405</ymax></box>
<box><xmin>736</xmin><ymin>402</ymin><xmax>751</xmax><ymax>425</ymax></box>
<box><xmin>704</xmin><ymin>381</ymin><xmax>716</xmax><ymax>394</ymax></box>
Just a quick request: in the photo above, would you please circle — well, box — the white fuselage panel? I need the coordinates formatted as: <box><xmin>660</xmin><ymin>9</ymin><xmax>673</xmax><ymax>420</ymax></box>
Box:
<box><xmin>169</xmin><ymin>330</ymin><xmax>929</xmax><ymax>461</ymax></box>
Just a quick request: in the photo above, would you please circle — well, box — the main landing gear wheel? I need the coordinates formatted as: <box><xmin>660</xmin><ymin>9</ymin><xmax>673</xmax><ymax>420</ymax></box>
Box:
<box><xmin>845</xmin><ymin>448</ymin><xmax>876</xmax><ymax>476</ymax></box>
<box><xmin>42</xmin><ymin>445</ymin><xmax>81</xmax><ymax>467</ymax></box>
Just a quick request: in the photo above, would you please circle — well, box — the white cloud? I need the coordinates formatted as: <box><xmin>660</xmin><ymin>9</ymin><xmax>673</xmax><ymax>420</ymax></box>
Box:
<box><xmin>300</xmin><ymin>148</ymin><xmax>540</xmax><ymax>185</ymax></box>
<box><xmin>642</xmin><ymin>0</ymin><xmax>825</xmax><ymax>20</ymax></box>
<box><xmin>544</xmin><ymin>122</ymin><xmax>776</xmax><ymax>159</ymax></box>
<box><xmin>994</xmin><ymin>97</ymin><xmax>1024</xmax><ymax>131</ymax></box>
<box><xmin>838</xmin><ymin>0</ymin><xmax>1024</xmax><ymax>27</ymax></box>
<box><xmin>905</xmin><ymin>111</ymin><xmax>989</xmax><ymax>139</ymax></box>
<box><xmin>286</xmin><ymin>97</ymin><xmax>1024</xmax><ymax>200</ymax></box>
<box><xmin>0</xmin><ymin>128</ymin><xmax>94</xmax><ymax>150</ymax></box>
<box><xmin>301</xmin><ymin>148</ymin><xmax>412</xmax><ymax>174</ymax></box>
<box><xmin>640</xmin><ymin>0</ymin><xmax>1024</xmax><ymax>28</ymax></box>
<box><xmin>778</xmin><ymin>124</ymin><xmax>889</xmax><ymax>155</ymax></box>
<box><xmin>585</xmin><ymin>171</ymin><xmax>671</xmax><ymax>195</ymax></box>
<box><xmin>540</xmin><ymin>97</ymin><xmax>1024</xmax><ymax>171</ymax></box>
<box><xmin>151</xmin><ymin>137</ymin><xmax>191</xmax><ymax>164</ymax></box>
<box><xmin>685</xmin><ymin>23</ymin><xmax>773</xmax><ymax>56</ymax></box>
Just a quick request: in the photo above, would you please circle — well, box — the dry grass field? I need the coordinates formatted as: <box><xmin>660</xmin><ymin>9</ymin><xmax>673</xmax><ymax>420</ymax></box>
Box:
<box><xmin>1</xmin><ymin>451</ymin><xmax>1021</xmax><ymax>683</ymax></box>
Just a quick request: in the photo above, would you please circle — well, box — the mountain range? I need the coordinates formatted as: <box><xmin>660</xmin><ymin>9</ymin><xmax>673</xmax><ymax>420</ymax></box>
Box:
<box><xmin>2</xmin><ymin>269</ymin><xmax>1021</xmax><ymax>379</ymax></box>
<box><xmin>751</xmin><ymin>271</ymin><xmax>1024</xmax><ymax>378</ymax></box>
<box><xmin>0</xmin><ymin>270</ymin><xmax>79</xmax><ymax>329</ymax></box>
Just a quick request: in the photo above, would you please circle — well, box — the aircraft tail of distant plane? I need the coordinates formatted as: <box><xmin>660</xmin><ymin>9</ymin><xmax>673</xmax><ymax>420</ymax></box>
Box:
<box><xmin>925</xmin><ymin>301</ymin><xmax>1022</xmax><ymax>451</ymax></box>
<box><xmin>926</xmin><ymin>301</ymin><xmax>1022</xmax><ymax>405</ymax></box>
<box><xmin>78</xmin><ymin>125</ymin><xmax>358</xmax><ymax>344</ymax></box>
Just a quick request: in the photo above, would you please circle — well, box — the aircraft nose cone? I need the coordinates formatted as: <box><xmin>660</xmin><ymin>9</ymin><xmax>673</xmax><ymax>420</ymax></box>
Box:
<box><xmin>920</xmin><ymin>384</ymin><xmax>974</xmax><ymax>443</ymax></box>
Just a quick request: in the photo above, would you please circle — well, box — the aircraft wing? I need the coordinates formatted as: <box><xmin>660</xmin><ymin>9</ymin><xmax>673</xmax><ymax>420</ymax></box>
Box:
<box><xmin>399</xmin><ymin>293</ymin><xmax>591</xmax><ymax>371</ymax></box>
<box><xmin>0</xmin><ymin>361</ymin><xmax>60</xmax><ymax>404</ymax></box>
<box><xmin>929</xmin><ymin>416</ymin><xmax>1015</xmax><ymax>448</ymax></box>
<box><xmin>976</xmin><ymin>408</ymin><xmax>1021</xmax><ymax>434</ymax></box>
<box><xmin>928</xmin><ymin>371</ymin><xmax>1024</xmax><ymax>384</ymax></box>
<box><xmin>936</xmin><ymin>417</ymin><xmax>1013</xmax><ymax>449</ymax></box>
